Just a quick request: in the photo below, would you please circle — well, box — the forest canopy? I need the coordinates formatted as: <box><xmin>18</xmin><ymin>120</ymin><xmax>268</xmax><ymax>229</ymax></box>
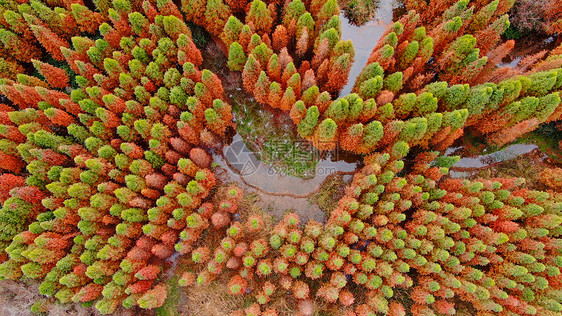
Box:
<box><xmin>0</xmin><ymin>0</ymin><xmax>561</xmax><ymax>315</ymax></box>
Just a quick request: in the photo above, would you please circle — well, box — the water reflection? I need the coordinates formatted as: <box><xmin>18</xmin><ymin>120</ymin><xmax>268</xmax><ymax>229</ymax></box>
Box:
<box><xmin>447</xmin><ymin>144</ymin><xmax>539</xmax><ymax>177</ymax></box>
<box><xmin>202</xmin><ymin>36</ymin><xmax>362</xmax><ymax>220</ymax></box>
<box><xmin>229</xmin><ymin>92</ymin><xmax>324</xmax><ymax>179</ymax></box>
<box><xmin>216</xmin><ymin>134</ymin><xmax>359</xmax><ymax>194</ymax></box>
<box><xmin>339</xmin><ymin>0</ymin><xmax>396</xmax><ymax>96</ymax></box>
<box><xmin>213</xmin><ymin>133</ymin><xmax>359</xmax><ymax>222</ymax></box>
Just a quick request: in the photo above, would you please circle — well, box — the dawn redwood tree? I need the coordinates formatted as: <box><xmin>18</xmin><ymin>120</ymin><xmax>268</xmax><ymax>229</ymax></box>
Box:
<box><xmin>253</xmin><ymin>71</ymin><xmax>271</xmax><ymax>104</ymax></box>
<box><xmin>228</xmin><ymin>42</ymin><xmax>247</xmax><ymax>71</ymax></box>
<box><xmin>247</xmin><ymin>0</ymin><xmax>273</xmax><ymax>34</ymax></box>
<box><xmin>221</xmin><ymin>16</ymin><xmax>244</xmax><ymax>48</ymax></box>
<box><xmin>242</xmin><ymin>54</ymin><xmax>262</xmax><ymax>92</ymax></box>
<box><xmin>325</xmin><ymin>53</ymin><xmax>353</xmax><ymax>93</ymax></box>
<box><xmin>31</xmin><ymin>60</ymin><xmax>69</xmax><ymax>89</ymax></box>
<box><xmin>544</xmin><ymin>0</ymin><xmax>562</xmax><ymax>35</ymax></box>
<box><xmin>204</xmin><ymin>0</ymin><xmax>231</xmax><ymax>35</ymax></box>
<box><xmin>272</xmin><ymin>25</ymin><xmax>289</xmax><ymax>52</ymax></box>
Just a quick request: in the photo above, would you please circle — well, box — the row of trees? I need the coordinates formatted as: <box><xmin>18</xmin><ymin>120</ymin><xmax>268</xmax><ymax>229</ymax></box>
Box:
<box><xmin>0</xmin><ymin>0</ymin><xmax>105</xmax><ymax>78</ymax></box>
<box><xmin>0</xmin><ymin>0</ymin><xmax>235</xmax><ymax>313</ymax></box>
<box><xmin>350</xmin><ymin>59</ymin><xmax>562</xmax><ymax>147</ymax></box>
<box><xmin>228</xmin><ymin>0</ymin><xmax>354</xmax><ymax>110</ymax></box>
<box><xmin>354</xmin><ymin>3</ymin><xmax>562</xmax><ymax>147</ymax></box>
<box><xmin>289</xmin><ymin>93</ymin><xmax>469</xmax><ymax>152</ymax></box>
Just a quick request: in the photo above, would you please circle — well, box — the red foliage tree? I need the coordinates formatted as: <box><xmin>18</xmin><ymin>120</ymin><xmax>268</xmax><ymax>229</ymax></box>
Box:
<box><xmin>29</xmin><ymin>24</ymin><xmax>69</xmax><ymax>61</ymax></box>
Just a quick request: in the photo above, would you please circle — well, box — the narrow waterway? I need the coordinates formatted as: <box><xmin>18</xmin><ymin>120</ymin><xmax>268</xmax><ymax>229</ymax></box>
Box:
<box><xmin>339</xmin><ymin>0</ymin><xmax>397</xmax><ymax>96</ymax></box>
